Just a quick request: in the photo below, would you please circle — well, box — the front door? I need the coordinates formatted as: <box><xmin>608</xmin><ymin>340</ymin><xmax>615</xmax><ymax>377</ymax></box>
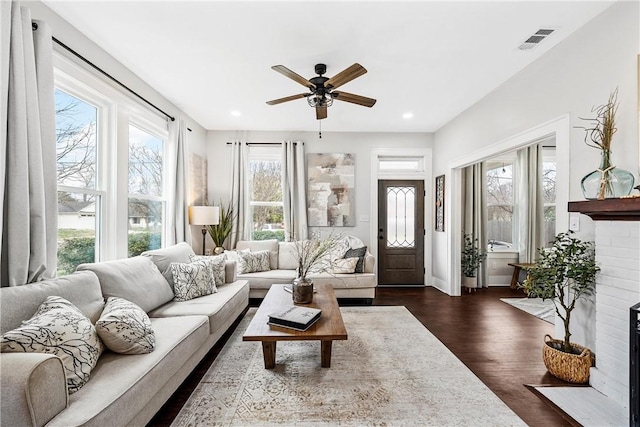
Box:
<box><xmin>377</xmin><ymin>180</ymin><xmax>425</xmax><ymax>285</ymax></box>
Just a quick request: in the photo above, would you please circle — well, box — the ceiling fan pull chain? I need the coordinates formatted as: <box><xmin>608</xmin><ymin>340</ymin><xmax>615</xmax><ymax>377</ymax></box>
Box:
<box><xmin>318</xmin><ymin>120</ymin><xmax>322</xmax><ymax>139</ymax></box>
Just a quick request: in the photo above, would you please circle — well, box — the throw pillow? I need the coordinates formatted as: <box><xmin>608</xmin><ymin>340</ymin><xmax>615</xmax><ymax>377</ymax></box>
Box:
<box><xmin>331</xmin><ymin>257</ymin><xmax>359</xmax><ymax>274</ymax></box>
<box><xmin>223</xmin><ymin>248</ymin><xmax>250</xmax><ymax>264</ymax></box>
<box><xmin>96</xmin><ymin>297</ymin><xmax>155</xmax><ymax>354</ymax></box>
<box><xmin>170</xmin><ymin>260</ymin><xmax>216</xmax><ymax>302</ymax></box>
<box><xmin>237</xmin><ymin>250</ymin><xmax>271</xmax><ymax>274</ymax></box>
<box><xmin>0</xmin><ymin>296</ymin><xmax>104</xmax><ymax>394</ymax></box>
<box><xmin>189</xmin><ymin>254</ymin><xmax>226</xmax><ymax>286</ymax></box>
<box><xmin>344</xmin><ymin>246</ymin><xmax>367</xmax><ymax>273</ymax></box>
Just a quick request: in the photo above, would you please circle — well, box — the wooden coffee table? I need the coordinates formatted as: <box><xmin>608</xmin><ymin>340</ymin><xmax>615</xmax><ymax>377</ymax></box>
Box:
<box><xmin>243</xmin><ymin>283</ymin><xmax>347</xmax><ymax>369</ymax></box>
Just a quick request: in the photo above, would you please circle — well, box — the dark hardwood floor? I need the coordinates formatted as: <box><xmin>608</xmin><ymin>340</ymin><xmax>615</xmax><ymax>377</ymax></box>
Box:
<box><xmin>149</xmin><ymin>286</ymin><xmax>575</xmax><ymax>427</ymax></box>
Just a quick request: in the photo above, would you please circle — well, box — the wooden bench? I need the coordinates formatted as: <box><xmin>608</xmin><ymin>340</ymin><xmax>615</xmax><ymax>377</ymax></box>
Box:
<box><xmin>507</xmin><ymin>262</ymin><xmax>536</xmax><ymax>289</ymax></box>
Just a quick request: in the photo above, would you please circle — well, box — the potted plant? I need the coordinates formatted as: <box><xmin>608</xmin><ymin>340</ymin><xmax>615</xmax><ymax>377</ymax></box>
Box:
<box><xmin>521</xmin><ymin>231</ymin><xmax>600</xmax><ymax>383</ymax></box>
<box><xmin>461</xmin><ymin>233</ymin><xmax>487</xmax><ymax>291</ymax></box>
<box><xmin>206</xmin><ymin>201</ymin><xmax>236</xmax><ymax>254</ymax></box>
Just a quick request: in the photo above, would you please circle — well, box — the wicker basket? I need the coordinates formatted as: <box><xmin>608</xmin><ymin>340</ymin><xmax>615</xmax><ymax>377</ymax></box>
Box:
<box><xmin>542</xmin><ymin>334</ymin><xmax>592</xmax><ymax>384</ymax></box>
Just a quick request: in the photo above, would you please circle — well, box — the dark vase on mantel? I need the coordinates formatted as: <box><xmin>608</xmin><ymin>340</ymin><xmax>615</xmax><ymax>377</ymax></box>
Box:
<box><xmin>580</xmin><ymin>150</ymin><xmax>635</xmax><ymax>200</ymax></box>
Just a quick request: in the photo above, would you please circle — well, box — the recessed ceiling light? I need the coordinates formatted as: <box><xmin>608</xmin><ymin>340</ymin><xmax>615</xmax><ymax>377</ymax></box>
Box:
<box><xmin>402</xmin><ymin>112</ymin><xmax>414</xmax><ymax>119</ymax></box>
<box><xmin>230</xmin><ymin>110</ymin><xmax>241</xmax><ymax>117</ymax></box>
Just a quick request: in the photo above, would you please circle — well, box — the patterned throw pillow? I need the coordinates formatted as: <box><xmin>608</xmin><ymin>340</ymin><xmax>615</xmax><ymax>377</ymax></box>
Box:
<box><xmin>344</xmin><ymin>246</ymin><xmax>368</xmax><ymax>273</ymax></box>
<box><xmin>331</xmin><ymin>257</ymin><xmax>359</xmax><ymax>274</ymax></box>
<box><xmin>189</xmin><ymin>254</ymin><xmax>226</xmax><ymax>286</ymax></box>
<box><xmin>96</xmin><ymin>297</ymin><xmax>155</xmax><ymax>354</ymax></box>
<box><xmin>0</xmin><ymin>296</ymin><xmax>104</xmax><ymax>394</ymax></box>
<box><xmin>170</xmin><ymin>260</ymin><xmax>216</xmax><ymax>302</ymax></box>
<box><xmin>237</xmin><ymin>250</ymin><xmax>271</xmax><ymax>274</ymax></box>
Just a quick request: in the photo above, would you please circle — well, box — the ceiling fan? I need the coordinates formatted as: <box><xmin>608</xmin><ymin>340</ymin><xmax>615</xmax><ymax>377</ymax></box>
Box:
<box><xmin>266</xmin><ymin>63</ymin><xmax>376</xmax><ymax>120</ymax></box>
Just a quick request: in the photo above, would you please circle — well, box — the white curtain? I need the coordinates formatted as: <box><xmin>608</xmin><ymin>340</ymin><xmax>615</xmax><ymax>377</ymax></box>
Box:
<box><xmin>281</xmin><ymin>141</ymin><xmax>308</xmax><ymax>241</ymax></box>
<box><xmin>167</xmin><ymin>119</ymin><xmax>190</xmax><ymax>245</ymax></box>
<box><xmin>463</xmin><ymin>163</ymin><xmax>487</xmax><ymax>287</ymax></box>
<box><xmin>517</xmin><ymin>144</ymin><xmax>544</xmax><ymax>263</ymax></box>
<box><xmin>229</xmin><ymin>141</ymin><xmax>249</xmax><ymax>247</ymax></box>
<box><xmin>1</xmin><ymin>3</ymin><xmax>57</xmax><ymax>286</ymax></box>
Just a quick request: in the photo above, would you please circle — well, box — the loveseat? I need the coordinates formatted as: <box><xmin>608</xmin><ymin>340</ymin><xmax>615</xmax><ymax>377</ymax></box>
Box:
<box><xmin>233</xmin><ymin>237</ymin><xmax>376</xmax><ymax>303</ymax></box>
<box><xmin>0</xmin><ymin>242</ymin><xmax>249</xmax><ymax>427</ymax></box>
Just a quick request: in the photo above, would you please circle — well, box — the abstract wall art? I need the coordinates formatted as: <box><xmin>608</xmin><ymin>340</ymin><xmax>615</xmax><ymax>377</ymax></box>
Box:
<box><xmin>307</xmin><ymin>153</ymin><xmax>355</xmax><ymax>227</ymax></box>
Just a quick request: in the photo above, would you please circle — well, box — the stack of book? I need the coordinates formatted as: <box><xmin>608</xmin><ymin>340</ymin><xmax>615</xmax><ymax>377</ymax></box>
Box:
<box><xmin>268</xmin><ymin>306</ymin><xmax>322</xmax><ymax>331</ymax></box>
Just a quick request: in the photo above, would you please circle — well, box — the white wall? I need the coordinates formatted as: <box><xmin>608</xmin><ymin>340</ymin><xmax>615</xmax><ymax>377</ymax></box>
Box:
<box><xmin>432</xmin><ymin>1</ymin><xmax>639</xmax><ymax>352</ymax></box>
<box><xmin>206</xmin><ymin>130</ymin><xmax>432</xmax><ymax>250</ymax></box>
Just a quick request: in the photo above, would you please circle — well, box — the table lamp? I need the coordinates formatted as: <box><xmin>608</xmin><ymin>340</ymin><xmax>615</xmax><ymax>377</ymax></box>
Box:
<box><xmin>188</xmin><ymin>206</ymin><xmax>220</xmax><ymax>255</ymax></box>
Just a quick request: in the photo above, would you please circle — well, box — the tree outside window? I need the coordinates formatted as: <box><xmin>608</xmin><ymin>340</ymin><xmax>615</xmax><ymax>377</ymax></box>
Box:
<box><xmin>486</xmin><ymin>162</ymin><xmax>514</xmax><ymax>248</ymax></box>
<box><xmin>248</xmin><ymin>151</ymin><xmax>284</xmax><ymax>241</ymax></box>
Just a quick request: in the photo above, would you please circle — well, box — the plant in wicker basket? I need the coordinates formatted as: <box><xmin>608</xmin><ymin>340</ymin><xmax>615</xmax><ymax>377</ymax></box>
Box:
<box><xmin>521</xmin><ymin>231</ymin><xmax>600</xmax><ymax>383</ymax></box>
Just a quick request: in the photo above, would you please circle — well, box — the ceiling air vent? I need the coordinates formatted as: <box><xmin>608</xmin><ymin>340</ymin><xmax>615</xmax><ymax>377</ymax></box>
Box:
<box><xmin>518</xmin><ymin>28</ymin><xmax>555</xmax><ymax>51</ymax></box>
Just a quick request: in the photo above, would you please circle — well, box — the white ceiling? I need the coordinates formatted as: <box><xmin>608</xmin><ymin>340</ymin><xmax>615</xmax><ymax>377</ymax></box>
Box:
<box><xmin>43</xmin><ymin>1</ymin><xmax>614</xmax><ymax>133</ymax></box>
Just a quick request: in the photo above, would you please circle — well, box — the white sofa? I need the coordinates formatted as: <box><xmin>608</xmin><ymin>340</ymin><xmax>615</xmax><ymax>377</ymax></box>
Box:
<box><xmin>0</xmin><ymin>243</ymin><xmax>248</xmax><ymax>427</ymax></box>
<box><xmin>234</xmin><ymin>238</ymin><xmax>376</xmax><ymax>302</ymax></box>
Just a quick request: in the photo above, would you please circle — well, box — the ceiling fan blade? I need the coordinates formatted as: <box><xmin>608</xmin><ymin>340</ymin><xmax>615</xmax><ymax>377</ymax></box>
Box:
<box><xmin>316</xmin><ymin>104</ymin><xmax>327</xmax><ymax>120</ymax></box>
<box><xmin>266</xmin><ymin>93</ymin><xmax>307</xmax><ymax>105</ymax></box>
<box><xmin>332</xmin><ymin>91</ymin><xmax>377</xmax><ymax>107</ymax></box>
<box><xmin>271</xmin><ymin>65</ymin><xmax>313</xmax><ymax>89</ymax></box>
<box><xmin>324</xmin><ymin>63</ymin><xmax>367</xmax><ymax>90</ymax></box>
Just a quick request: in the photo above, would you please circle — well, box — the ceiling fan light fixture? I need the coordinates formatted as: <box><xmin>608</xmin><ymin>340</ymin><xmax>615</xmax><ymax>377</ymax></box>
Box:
<box><xmin>307</xmin><ymin>94</ymin><xmax>333</xmax><ymax>108</ymax></box>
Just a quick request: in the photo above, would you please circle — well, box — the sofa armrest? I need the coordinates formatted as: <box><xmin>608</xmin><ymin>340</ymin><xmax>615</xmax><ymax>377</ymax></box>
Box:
<box><xmin>1</xmin><ymin>353</ymin><xmax>68</xmax><ymax>427</ymax></box>
<box><xmin>225</xmin><ymin>260</ymin><xmax>237</xmax><ymax>283</ymax></box>
<box><xmin>364</xmin><ymin>252</ymin><xmax>376</xmax><ymax>273</ymax></box>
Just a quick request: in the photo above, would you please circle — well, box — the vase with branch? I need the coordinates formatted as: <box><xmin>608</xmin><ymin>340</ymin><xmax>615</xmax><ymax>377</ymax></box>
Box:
<box><xmin>576</xmin><ymin>88</ymin><xmax>635</xmax><ymax>200</ymax></box>
<box><xmin>290</xmin><ymin>231</ymin><xmax>343</xmax><ymax>304</ymax></box>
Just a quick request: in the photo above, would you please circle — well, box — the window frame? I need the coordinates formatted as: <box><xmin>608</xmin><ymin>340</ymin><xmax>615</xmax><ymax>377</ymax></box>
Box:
<box><xmin>54</xmin><ymin>50</ymin><xmax>171</xmax><ymax>262</ymax></box>
<box><xmin>247</xmin><ymin>145</ymin><xmax>284</xmax><ymax>240</ymax></box>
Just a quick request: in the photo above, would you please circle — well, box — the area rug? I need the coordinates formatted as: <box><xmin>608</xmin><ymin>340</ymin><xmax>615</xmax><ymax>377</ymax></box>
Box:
<box><xmin>500</xmin><ymin>297</ymin><xmax>555</xmax><ymax>323</ymax></box>
<box><xmin>171</xmin><ymin>306</ymin><xmax>525</xmax><ymax>426</ymax></box>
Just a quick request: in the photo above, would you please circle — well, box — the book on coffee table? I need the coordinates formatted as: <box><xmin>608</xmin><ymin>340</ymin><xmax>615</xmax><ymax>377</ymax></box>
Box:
<box><xmin>268</xmin><ymin>306</ymin><xmax>322</xmax><ymax>331</ymax></box>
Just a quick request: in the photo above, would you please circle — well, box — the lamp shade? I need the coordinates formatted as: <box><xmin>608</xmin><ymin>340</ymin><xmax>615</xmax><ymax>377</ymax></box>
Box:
<box><xmin>189</xmin><ymin>206</ymin><xmax>220</xmax><ymax>226</ymax></box>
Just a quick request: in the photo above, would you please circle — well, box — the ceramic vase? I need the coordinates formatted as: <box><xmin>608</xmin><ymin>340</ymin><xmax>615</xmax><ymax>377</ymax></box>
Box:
<box><xmin>581</xmin><ymin>150</ymin><xmax>635</xmax><ymax>200</ymax></box>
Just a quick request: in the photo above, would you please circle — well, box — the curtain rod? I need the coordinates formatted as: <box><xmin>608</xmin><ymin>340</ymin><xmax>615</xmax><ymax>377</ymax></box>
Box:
<box><xmin>43</xmin><ymin>27</ymin><xmax>177</xmax><ymax>124</ymax></box>
<box><xmin>225</xmin><ymin>142</ymin><xmax>302</xmax><ymax>146</ymax></box>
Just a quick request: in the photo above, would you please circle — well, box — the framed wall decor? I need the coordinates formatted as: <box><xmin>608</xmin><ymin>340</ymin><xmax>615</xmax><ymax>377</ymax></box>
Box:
<box><xmin>435</xmin><ymin>174</ymin><xmax>445</xmax><ymax>232</ymax></box>
<box><xmin>307</xmin><ymin>153</ymin><xmax>355</xmax><ymax>227</ymax></box>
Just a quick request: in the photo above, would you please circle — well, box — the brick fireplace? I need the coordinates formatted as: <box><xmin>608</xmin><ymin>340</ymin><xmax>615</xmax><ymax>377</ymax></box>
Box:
<box><xmin>569</xmin><ymin>198</ymin><xmax>640</xmax><ymax>415</ymax></box>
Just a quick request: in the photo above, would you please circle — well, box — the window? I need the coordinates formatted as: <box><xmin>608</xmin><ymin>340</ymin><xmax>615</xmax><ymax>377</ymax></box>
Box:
<box><xmin>54</xmin><ymin>51</ymin><xmax>170</xmax><ymax>263</ymax></box>
<box><xmin>542</xmin><ymin>148</ymin><xmax>557</xmax><ymax>247</ymax></box>
<box><xmin>248</xmin><ymin>146</ymin><xmax>284</xmax><ymax>241</ymax></box>
<box><xmin>55</xmin><ymin>88</ymin><xmax>102</xmax><ymax>275</ymax></box>
<box><xmin>486</xmin><ymin>161</ymin><xmax>514</xmax><ymax>249</ymax></box>
<box><xmin>128</xmin><ymin>124</ymin><xmax>165</xmax><ymax>256</ymax></box>
<box><xmin>378</xmin><ymin>156</ymin><xmax>424</xmax><ymax>172</ymax></box>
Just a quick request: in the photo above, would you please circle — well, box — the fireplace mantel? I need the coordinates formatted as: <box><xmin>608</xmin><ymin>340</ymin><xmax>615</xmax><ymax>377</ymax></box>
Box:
<box><xmin>568</xmin><ymin>197</ymin><xmax>640</xmax><ymax>221</ymax></box>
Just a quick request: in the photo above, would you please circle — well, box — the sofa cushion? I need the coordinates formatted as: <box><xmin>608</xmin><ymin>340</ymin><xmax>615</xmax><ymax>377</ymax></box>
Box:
<box><xmin>78</xmin><ymin>256</ymin><xmax>173</xmax><ymax>313</ymax></box>
<box><xmin>190</xmin><ymin>254</ymin><xmax>226</xmax><ymax>286</ymax></box>
<box><xmin>0</xmin><ymin>270</ymin><xmax>104</xmax><ymax>333</ymax></box>
<box><xmin>238</xmin><ymin>269</ymin><xmax>297</xmax><ymax>290</ymax></box>
<box><xmin>278</xmin><ymin>241</ymin><xmax>299</xmax><ymax>270</ymax></box>
<box><xmin>148</xmin><ymin>280</ymin><xmax>249</xmax><ymax>333</ymax></box>
<box><xmin>236</xmin><ymin>239</ymin><xmax>279</xmax><ymax>269</ymax></box>
<box><xmin>1</xmin><ymin>296</ymin><xmax>104</xmax><ymax>394</ymax></box>
<box><xmin>170</xmin><ymin>260</ymin><xmax>216</xmax><ymax>301</ymax></box>
<box><xmin>238</xmin><ymin>250</ymin><xmax>271</xmax><ymax>274</ymax></box>
<box><xmin>344</xmin><ymin>246</ymin><xmax>367</xmax><ymax>273</ymax></box>
<box><xmin>96</xmin><ymin>297</ymin><xmax>155</xmax><ymax>355</ymax></box>
<box><xmin>331</xmin><ymin>257</ymin><xmax>359</xmax><ymax>274</ymax></box>
<box><xmin>141</xmin><ymin>242</ymin><xmax>196</xmax><ymax>291</ymax></box>
<box><xmin>46</xmin><ymin>315</ymin><xmax>209</xmax><ymax>427</ymax></box>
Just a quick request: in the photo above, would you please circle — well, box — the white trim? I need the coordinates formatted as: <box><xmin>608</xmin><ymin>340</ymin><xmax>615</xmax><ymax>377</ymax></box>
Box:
<box><xmin>446</xmin><ymin>114</ymin><xmax>570</xmax><ymax>297</ymax></box>
<box><xmin>370</xmin><ymin>148</ymin><xmax>433</xmax><ymax>286</ymax></box>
